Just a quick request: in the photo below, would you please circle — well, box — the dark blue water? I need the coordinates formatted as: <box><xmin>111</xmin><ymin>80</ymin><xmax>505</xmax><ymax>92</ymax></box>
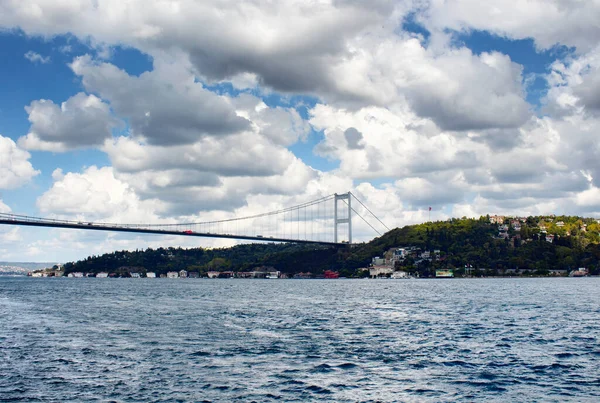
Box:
<box><xmin>1</xmin><ymin>277</ymin><xmax>599</xmax><ymax>402</ymax></box>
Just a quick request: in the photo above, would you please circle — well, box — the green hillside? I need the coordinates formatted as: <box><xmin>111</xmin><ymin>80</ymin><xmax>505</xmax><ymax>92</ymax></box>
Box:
<box><xmin>63</xmin><ymin>215</ymin><xmax>600</xmax><ymax>277</ymax></box>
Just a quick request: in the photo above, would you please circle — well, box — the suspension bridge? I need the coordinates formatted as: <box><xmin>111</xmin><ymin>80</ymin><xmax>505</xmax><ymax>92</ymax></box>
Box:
<box><xmin>0</xmin><ymin>192</ymin><xmax>389</xmax><ymax>246</ymax></box>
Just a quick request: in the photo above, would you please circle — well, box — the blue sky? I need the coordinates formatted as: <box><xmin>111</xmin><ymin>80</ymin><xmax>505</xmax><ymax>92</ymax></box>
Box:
<box><xmin>1</xmin><ymin>1</ymin><xmax>600</xmax><ymax>262</ymax></box>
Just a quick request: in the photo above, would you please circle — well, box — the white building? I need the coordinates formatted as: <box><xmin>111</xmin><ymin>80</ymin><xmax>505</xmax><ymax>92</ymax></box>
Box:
<box><xmin>146</xmin><ymin>272</ymin><xmax>156</xmax><ymax>278</ymax></box>
<box><xmin>393</xmin><ymin>248</ymin><xmax>410</xmax><ymax>260</ymax></box>
<box><xmin>167</xmin><ymin>271</ymin><xmax>179</xmax><ymax>278</ymax></box>
<box><xmin>96</xmin><ymin>272</ymin><xmax>109</xmax><ymax>278</ymax></box>
<box><xmin>489</xmin><ymin>215</ymin><xmax>505</xmax><ymax>224</ymax></box>
<box><xmin>369</xmin><ymin>266</ymin><xmax>393</xmax><ymax>278</ymax></box>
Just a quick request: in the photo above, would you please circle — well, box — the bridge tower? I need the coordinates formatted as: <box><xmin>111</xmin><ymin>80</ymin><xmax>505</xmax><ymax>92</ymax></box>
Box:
<box><xmin>334</xmin><ymin>192</ymin><xmax>352</xmax><ymax>244</ymax></box>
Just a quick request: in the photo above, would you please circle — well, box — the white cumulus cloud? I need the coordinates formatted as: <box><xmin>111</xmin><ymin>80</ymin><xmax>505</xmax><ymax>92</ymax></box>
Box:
<box><xmin>19</xmin><ymin>93</ymin><xmax>120</xmax><ymax>152</ymax></box>
<box><xmin>0</xmin><ymin>135</ymin><xmax>40</xmax><ymax>189</ymax></box>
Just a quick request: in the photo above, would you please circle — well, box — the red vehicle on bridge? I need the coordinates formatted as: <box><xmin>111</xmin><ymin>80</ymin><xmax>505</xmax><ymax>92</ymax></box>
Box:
<box><xmin>183</xmin><ymin>230</ymin><xmax>193</xmax><ymax>234</ymax></box>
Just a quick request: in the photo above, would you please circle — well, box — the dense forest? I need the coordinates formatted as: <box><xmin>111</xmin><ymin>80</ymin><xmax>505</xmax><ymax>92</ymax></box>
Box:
<box><xmin>62</xmin><ymin>215</ymin><xmax>600</xmax><ymax>277</ymax></box>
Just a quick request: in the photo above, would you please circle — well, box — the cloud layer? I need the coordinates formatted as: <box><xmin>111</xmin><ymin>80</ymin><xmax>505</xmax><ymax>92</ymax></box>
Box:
<box><xmin>2</xmin><ymin>0</ymin><xmax>600</xmax><ymax>261</ymax></box>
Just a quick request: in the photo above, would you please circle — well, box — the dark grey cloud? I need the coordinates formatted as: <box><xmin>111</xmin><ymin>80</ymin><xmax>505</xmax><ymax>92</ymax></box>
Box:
<box><xmin>71</xmin><ymin>57</ymin><xmax>250</xmax><ymax>146</ymax></box>
<box><xmin>488</xmin><ymin>150</ymin><xmax>553</xmax><ymax>185</ymax></box>
<box><xmin>574</xmin><ymin>67</ymin><xmax>600</xmax><ymax>113</ymax></box>
<box><xmin>146</xmin><ymin>2</ymin><xmax>391</xmax><ymax>96</ymax></box>
<box><xmin>469</xmin><ymin>128</ymin><xmax>523</xmax><ymax>151</ymax></box>
<box><xmin>333</xmin><ymin>0</ymin><xmax>395</xmax><ymax>14</ymax></box>
<box><xmin>344</xmin><ymin>127</ymin><xmax>364</xmax><ymax>149</ymax></box>
<box><xmin>408</xmin><ymin>90</ymin><xmax>531</xmax><ymax>132</ymax></box>
<box><xmin>409</xmin><ymin>150</ymin><xmax>480</xmax><ymax>174</ymax></box>
<box><xmin>481</xmin><ymin>172</ymin><xmax>589</xmax><ymax>201</ymax></box>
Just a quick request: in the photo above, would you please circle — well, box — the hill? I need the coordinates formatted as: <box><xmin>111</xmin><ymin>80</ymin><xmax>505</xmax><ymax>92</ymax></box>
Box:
<box><xmin>0</xmin><ymin>262</ymin><xmax>58</xmax><ymax>275</ymax></box>
<box><xmin>62</xmin><ymin>215</ymin><xmax>600</xmax><ymax>277</ymax></box>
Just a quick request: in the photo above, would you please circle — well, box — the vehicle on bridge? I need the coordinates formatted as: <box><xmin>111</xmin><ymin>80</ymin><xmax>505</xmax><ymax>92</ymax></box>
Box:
<box><xmin>0</xmin><ymin>191</ymin><xmax>386</xmax><ymax>246</ymax></box>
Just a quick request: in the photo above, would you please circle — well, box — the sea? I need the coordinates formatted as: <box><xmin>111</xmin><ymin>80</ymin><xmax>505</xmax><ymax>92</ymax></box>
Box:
<box><xmin>1</xmin><ymin>277</ymin><xmax>599</xmax><ymax>402</ymax></box>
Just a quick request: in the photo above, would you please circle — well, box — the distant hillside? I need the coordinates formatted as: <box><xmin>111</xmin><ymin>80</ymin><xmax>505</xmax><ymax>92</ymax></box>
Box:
<box><xmin>0</xmin><ymin>262</ymin><xmax>58</xmax><ymax>275</ymax></box>
<box><xmin>63</xmin><ymin>215</ymin><xmax>600</xmax><ymax>277</ymax></box>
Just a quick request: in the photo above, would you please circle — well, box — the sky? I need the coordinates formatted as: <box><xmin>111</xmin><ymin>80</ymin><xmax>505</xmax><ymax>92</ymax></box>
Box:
<box><xmin>2</xmin><ymin>0</ymin><xmax>600</xmax><ymax>262</ymax></box>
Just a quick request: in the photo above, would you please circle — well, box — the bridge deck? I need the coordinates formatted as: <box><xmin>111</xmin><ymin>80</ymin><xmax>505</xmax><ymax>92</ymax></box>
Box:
<box><xmin>0</xmin><ymin>218</ymin><xmax>342</xmax><ymax>246</ymax></box>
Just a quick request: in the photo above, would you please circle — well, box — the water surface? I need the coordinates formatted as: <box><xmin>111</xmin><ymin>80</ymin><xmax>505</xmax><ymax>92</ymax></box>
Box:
<box><xmin>1</xmin><ymin>277</ymin><xmax>599</xmax><ymax>402</ymax></box>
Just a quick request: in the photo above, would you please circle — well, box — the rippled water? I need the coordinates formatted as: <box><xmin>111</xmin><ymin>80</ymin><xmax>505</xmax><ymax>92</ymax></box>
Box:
<box><xmin>1</xmin><ymin>277</ymin><xmax>599</xmax><ymax>402</ymax></box>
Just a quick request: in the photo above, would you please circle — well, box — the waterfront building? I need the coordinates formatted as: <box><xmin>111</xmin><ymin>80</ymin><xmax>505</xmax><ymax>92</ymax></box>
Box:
<box><xmin>370</xmin><ymin>265</ymin><xmax>393</xmax><ymax>278</ymax></box>
<box><xmin>167</xmin><ymin>271</ymin><xmax>179</xmax><ymax>278</ymax></box>
<box><xmin>391</xmin><ymin>271</ymin><xmax>409</xmax><ymax>279</ymax></box>
<box><xmin>146</xmin><ymin>272</ymin><xmax>156</xmax><ymax>278</ymax></box>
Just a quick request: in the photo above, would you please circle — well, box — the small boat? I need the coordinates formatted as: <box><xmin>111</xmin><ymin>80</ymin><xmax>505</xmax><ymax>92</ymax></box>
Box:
<box><xmin>569</xmin><ymin>268</ymin><xmax>589</xmax><ymax>277</ymax></box>
<box><xmin>324</xmin><ymin>270</ymin><xmax>339</xmax><ymax>279</ymax></box>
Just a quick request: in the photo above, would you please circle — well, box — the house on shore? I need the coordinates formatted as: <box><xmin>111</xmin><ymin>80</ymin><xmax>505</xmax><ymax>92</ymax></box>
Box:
<box><xmin>369</xmin><ymin>265</ymin><xmax>393</xmax><ymax>278</ymax></box>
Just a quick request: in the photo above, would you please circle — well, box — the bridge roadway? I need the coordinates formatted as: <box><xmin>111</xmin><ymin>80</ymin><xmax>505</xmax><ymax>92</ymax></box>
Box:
<box><xmin>0</xmin><ymin>216</ymin><xmax>342</xmax><ymax>246</ymax></box>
